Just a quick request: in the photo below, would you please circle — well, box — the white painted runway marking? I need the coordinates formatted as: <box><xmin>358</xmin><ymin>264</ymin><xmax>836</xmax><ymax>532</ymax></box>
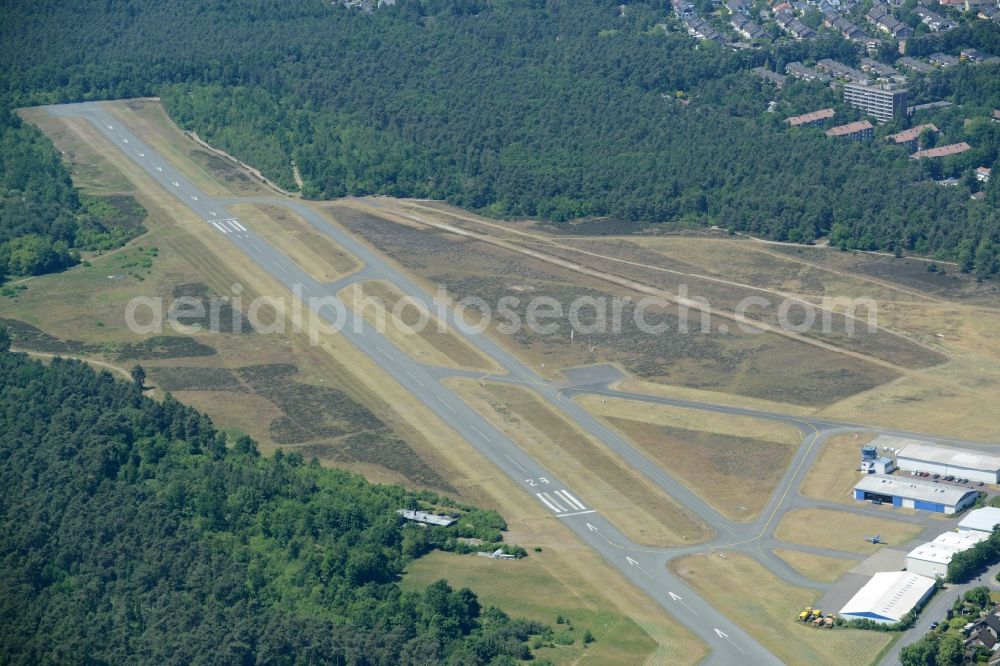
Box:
<box><xmin>231</xmin><ymin>220</ymin><xmax>246</xmax><ymax>231</ymax></box>
<box><xmin>249</xmin><ymin>243</ymin><xmax>263</xmax><ymax>254</ymax></box>
<box><xmin>121</xmin><ymin>137</ymin><xmax>128</xmax><ymax>143</ymax></box>
<box><xmin>191</xmin><ymin>195</ymin><xmax>198</xmax><ymax>201</ymax></box>
<box><xmin>470</xmin><ymin>426</ymin><xmax>491</xmax><ymax>442</ymax></box>
<box><xmin>273</xmin><ymin>261</ymin><xmax>288</xmax><ymax>274</ymax></box>
<box><xmin>376</xmin><ymin>346</ymin><xmax>394</xmax><ymax>360</ymax></box>
<box><xmin>212</xmin><ymin>222</ymin><xmax>227</xmax><ymax>233</ymax></box>
<box><xmin>438</xmin><ymin>397</ymin><xmax>457</xmax><ymax>413</ymax></box>
<box><xmin>404</xmin><ymin>370</ymin><xmax>425</xmax><ymax>387</ymax></box>
<box><xmin>209</xmin><ymin>210</ymin><xmax>217</xmax><ymax>216</ymax></box>
<box><xmin>539</xmin><ymin>492</ymin><xmax>566</xmax><ymax>512</ymax></box>
<box><xmin>105</xmin><ymin>123</ymin><xmax>113</xmax><ymax>129</ymax></box>
<box><xmin>223</xmin><ymin>220</ymin><xmax>242</xmax><ymax>232</ymax></box>
<box><xmin>154</xmin><ymin>165</ymin><xmax>162</xmax><ymax>171</ymax></box>
<box><xmin>505</xmin><ymin>454</ymin><xmax>528</xmax><ymax>473</ymax></box>
<box><xmin>536</xmin><ymin>493</ymin><xmax>563</xmax><ymax>513</ymax></box>
<box><xmin>554</xmin><ymin>489</ymin><xmax>587</xmax><ymax>511</ymax></box>
<box><xmin>299</xmin><ymin>284</ymin><xmax>313</xmax><ymax>294</ymax></box>
<box><xmin>137</xmin><ymin>151</ymin><xmax>144</xmax><ymax>157</ymax></box>
<box><xmin>171</xmin><ymin>181</ymin><xmax>179</xmax><ymax>187</ymax></box>
<box><xmin>555</xmin><ymin>510</ymin><xmax>597</xmax><ymax>518</ymax></box>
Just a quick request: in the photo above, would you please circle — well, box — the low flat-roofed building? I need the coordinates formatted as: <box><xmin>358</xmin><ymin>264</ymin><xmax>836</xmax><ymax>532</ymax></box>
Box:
<box><xmin>826</xmin><ymin>120</ymin><xmax>874</xmax><ymax>141</ymax></box>
<box><xmin>958</xmin><ymin>507</ymin><xmax>1000</xmax><ymax>534</ymax></box>
<box><xmin>396</xmin><ymin>509</ymin><xmax>457</xmax><ymax>526</ymax></box>
<box><xmin>854</xmin><ymin>474</ymin><xmax>979</xmax><ymax>513</ymax></box>
<box><xmin>786</xmin><ymin>107</ymin><xmax>836</xmax><ymax>126</ymax></box>
<box><xmin>840</xmin><ymin>571</ymin><xmax>937</xmax><ymax>624</ymax></box>
<box><xmin>906</xmin><ymin>531</ymin><xmax>989</xmax><ymax>578</ymax></box>
<box><xmin>897</xmin><ymin>57</ymin><xmax>935</xmax><ymax>73</ymax></box>
<box><xmin>911</xmin><ymin>142</ymin><xmax>972</xmax><ymax>159</ymax></box>
<box><xmin>786</xmin><ymin>61</ymin><xmax>831</xmax><ymax>82</ymax></box>
<box><xmin>894</xmin><ymin>439</ymin><xmax>1000</xmax><ymax>482</ymax></box>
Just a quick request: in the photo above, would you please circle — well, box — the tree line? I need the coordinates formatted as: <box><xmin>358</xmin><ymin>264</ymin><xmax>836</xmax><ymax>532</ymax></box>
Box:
<box><xmin>0</xmin><ymin>96</ymin><xmax>146</xmax><ymax>283</ymax></box>
<box><xmin>1</xmin><ymin>0</ymin><xmax>998</xmax><ymax>275</ymax></box>
<box><xmin>0</xmin><ymin>340</ymin><xmax>551</xmax><ymax>664</ymax></box>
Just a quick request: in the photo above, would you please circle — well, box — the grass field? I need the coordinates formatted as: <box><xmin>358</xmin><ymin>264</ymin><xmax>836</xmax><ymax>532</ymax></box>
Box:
<box><xmin>579</xmin><ymin>395</ymin><xmax>800</xmax><ymax>521</ymax></box>
<box><xmin>670</xmin><ymin>552</ymin><xmax>894</xmax><ymax>666</ymax></box>
<box><xmin>340</xmin><ymin>280</ymin><xmax>494</xmax><ymax>371</ymax></box>
<box><xmin>370</xmin><ymin>199</ymin><xmax>1000</xmax><ymax>443</ymax></box>
<box><xmin>800</xmin><ymin>433</ymin><xmax>877</xmax><ymax>504</ymax></box>
<box><xmin>446</xmin><ymin>378</ymin><xmax>711</xmax><ymax>546</ymax></box>
<box><xmin>330</xmin><ymin>203</ymin><xmax>899</xmax><ymax>407</ymax></box>
<box><xmin>775</xmin><ymin>508</ymin><xmax>924</xmax><ymax>554</ymax></box>
<box><xmin>228</xmin><ymin>203</ymin><xmax>359</xmax><ymax>283</ymax></box>
<box><xmin>403</xmin><ymin>552</ymin><xmax>663</xmax><ymax>665</ymax></box>
<box><xmin>773</xmin><ymin>548</ymin><xmax>859</xmax><ymax>584</ymax></box>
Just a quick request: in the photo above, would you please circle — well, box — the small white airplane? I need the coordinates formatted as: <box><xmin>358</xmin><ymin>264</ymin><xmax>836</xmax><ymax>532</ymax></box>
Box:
<box><xmin>191</xmin><ymin>195</ymin><xmax>198</xmax><ymax>201</ymax></box>
<box><xmin>136</xmin><ymin>151</ymin><xmax>144</xmax><ymax>157</ymax></box>
<box><xmin>209</xmin><ymin>211</ymin><xmax>217</xmax><ymax>216</ymax></box>
<box><xmin>171</xmin><ymin>181</ymin><xmax>179</xmax><ymax>187</ymax></box>
<box><xmin>121</xmin><ymin>137</ymin><xmax>128</xmax><ymax>143</ymax></box>
<box><xmin>105</xmin><ymin>123</ymin><xmax>113</xmax><ymax>130</ymax></box>
<box><xmin>865</xmin><ymin>534</ymin><xmax>883</xmax><ymax>545</ymax></box>
<box><xmin>154</xmin><ymin>165</ymin><xmax>162</xmax><ymax>172</ymax></box>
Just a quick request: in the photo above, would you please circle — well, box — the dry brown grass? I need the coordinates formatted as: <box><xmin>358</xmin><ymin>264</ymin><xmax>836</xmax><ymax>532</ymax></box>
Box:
<box><xmin>339</xmin><ymin>280</ymin><xmax>494</xmax><ymax>371</ymax></box>
<box><xmin>670</xmin><ymin>552</ymin><xmax>893</xmax><ymax>666</ymax></box>
<box><xmin>773</xmin><ymin>548</ymin><xmax>858</xmax><ymax>584</ymax></box>
<box><xmin>579</xmin><ymin>395</ymin><xmax>800</xmax><ymax>521</ymax></box>
<box><xmin>800</xmin><ymin>433</ymin><xmax>877</xmax><ymax>504</ymax></box>
<box><xmin>775</xmin><ymin>508</ymin><xmax>924</xmax><ymax>554</ymax></box>
<box><xmin>445</xmin><ymin>378</ymin><xmax>712</xmax><ymax>546</ymax></box>
<box><xmin>228</xmin><ymin>203</ymin><xmax>359</xmax><ymax>282</ymax></box>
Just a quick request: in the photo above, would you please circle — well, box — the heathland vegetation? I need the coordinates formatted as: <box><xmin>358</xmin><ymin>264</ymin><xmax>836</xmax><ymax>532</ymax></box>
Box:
<box><xmin>1</xmin><ymin>1</ymin><xmax>998</xmax><ymax>275</ymax></box>
<box><xmin>0</xmin><ymin>342</ymin><xmax>550</xmax><ymax>664</ymax></box>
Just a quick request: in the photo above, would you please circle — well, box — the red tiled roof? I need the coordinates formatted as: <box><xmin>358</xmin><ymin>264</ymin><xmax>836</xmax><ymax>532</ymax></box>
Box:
<box><xmin>888</xmin><ymin>124</ymin><xmax>939</xmax><ymax>143</ymax></box>
<box><xmin>910</xmin><ymin>142</ymin><xmax>971</xmax><ymax>159</ymax></box>
<box><xmin>786</xmin><ymin>108</ymin><xmax>836</xmax><ymax>126</ymax></box>
<box><xmin>826</xmin><ymin>120</ymin><xmax>874</xmax><ymax>136</ymax></box>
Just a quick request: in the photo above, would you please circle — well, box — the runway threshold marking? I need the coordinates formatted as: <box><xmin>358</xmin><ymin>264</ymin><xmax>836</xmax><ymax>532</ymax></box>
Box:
<box><xmin>212</xmin><ymin>222</ymin><xmax>228</xmax><ymax>233</ymax></box>
<box><xmin>536</xmin><ymin>493</ymin><xmax>563</xmax><ymax>513</ymax></box>
<box><xmin>554</xmin><ymin>489</ymin><xmax>587</xmax><ymax>511</ymax></box>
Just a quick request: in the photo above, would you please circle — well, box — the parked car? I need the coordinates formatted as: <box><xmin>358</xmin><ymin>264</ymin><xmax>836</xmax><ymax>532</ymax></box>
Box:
<box><xmin>978</xmin><ymin>481</ymin><xmax>985</xmax><ymax>487</ymax></box>
<box><xmin>945</xmin><ymin>475</ymin><xmax>955</xmax><ymax>481</ymax></box>
<box><xmin>933</xmin><ymin>473</ymin><xmax>940</xmax><ymax>479</ymax></box>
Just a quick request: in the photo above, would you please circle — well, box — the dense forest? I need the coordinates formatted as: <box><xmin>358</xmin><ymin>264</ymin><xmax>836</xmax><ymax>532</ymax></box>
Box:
<box><xmin>1</xmin><ymin>0</ymin><xmax>999</xmax><ymax>273</ymax></box>
<box><xmin>0</xmin><ymin>97</ymin><xmax>146</xmax><ymax>283</ymax></box>
<box><xmin>0</xmin><ymin>341</ymin><xmax>549</xmax><ymax>664</ymax></box>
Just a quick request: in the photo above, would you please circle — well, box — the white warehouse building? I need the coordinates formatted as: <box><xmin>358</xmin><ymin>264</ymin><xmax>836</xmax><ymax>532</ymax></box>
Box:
<box><xmin>958</xmin><ymin>507</ymin><xmax>1000</xmax><ymax>534</ymax></box>
<box><xmin>905</xmin><ymin>531</ymin><xmax>989</xmax><ymax>579</ymax></box>
<box><xmin>887</xmin><ymin>436</ymin><xmax>1000</xmax><ymax>484</ymax></box>
<box><xmin>840</xmin><ymin>571</ymin><xmax>937</xmax><ymax>624</ymax></box>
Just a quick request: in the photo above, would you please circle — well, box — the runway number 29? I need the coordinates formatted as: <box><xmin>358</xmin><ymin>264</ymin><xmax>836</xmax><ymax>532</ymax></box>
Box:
<box><xmin>526</xmin><ymin>478</ymin><xmax>550</xmax><ymax>487</ymax></box>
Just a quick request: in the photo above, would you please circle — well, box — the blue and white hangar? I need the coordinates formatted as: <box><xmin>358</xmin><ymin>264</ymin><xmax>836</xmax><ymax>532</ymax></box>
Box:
<box><xmin>854</xmin><ymin>475</ymin><xmax>979</xmax><ymax>514</ymax></box>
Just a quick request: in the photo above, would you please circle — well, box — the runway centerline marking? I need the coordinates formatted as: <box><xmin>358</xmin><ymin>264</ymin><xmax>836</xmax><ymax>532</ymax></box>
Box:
<box><xmin>505</xmin><ymin>454</ymin><xmax>528</xmax><ymax>473</ymax></box>
<box><xmin>272</xmin><ymin>261</ymin><xmax>288</xmax><ymax>274</ymax></box>
<box><xmin>470</xmin><ymin>426</ymin><xmax>491</xmax><ymax>442</ymax></box>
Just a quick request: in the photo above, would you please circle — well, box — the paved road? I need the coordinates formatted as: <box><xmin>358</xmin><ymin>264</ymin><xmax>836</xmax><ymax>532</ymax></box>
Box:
<box><xmin>47</xmin><ymin>101</ymin><xmax>991</xmax><ymax>665</ymax></box>
<box><xmin>49</xmin><ymin>102</ymin><xmax>783</xmax><ymax>665</ymax></box>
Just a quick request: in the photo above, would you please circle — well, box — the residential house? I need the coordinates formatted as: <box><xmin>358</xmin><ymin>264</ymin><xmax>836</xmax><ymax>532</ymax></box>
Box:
<box><xmin>785</xmin><ymin>61</ymin><xmax>831</xmax><ymax>81</ymax></box>
<box><xmin>786</xmin><ymin>107</ymin><xmax>836</xmax><ymax>126</ymax></box>
<box><xmin>929</xmin><ymin>52</ymin><xmax>960</xmax><ymax>67</ymax></box>
<box><xmin>977</xmin><ymin>167</ymin><xmax>992</xmax><ymax>183</ymax></box>
<box><xmin>897</xmin><ymin>56</ymin><xmax>935</xmax><ymax>73</ymax></box>
<box><xmin>887</xmin><ymin>123</ymin><xmax>939</xmax><ymax>151</ymax></box>
<box><xmin>910</xmin><ymin>142</ymin><xmax>971</xmax><ymax>159</ymax></box>
<box><xmin>826</xmin><ymin>120</ymin><xmax>875</xmax><ymax>141</ymax></box>
<box><xmin>817</xmin><ymin>58</ymin><xmax>870</xmax><ymax>83</ymax></box>
<box><xmin>914</xmin><ymin>6</ymin><xmax>958</xmax><ymax>29</ymax></box>
<box><xmin>861</xmin><ymin>57</ymin><xmax>900</xmax><ymax>77</ymax></box>
<box><xmin>752</xmin><ymin>67</ymin><xmax>787</xmax><ymax>87</ymax></box>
